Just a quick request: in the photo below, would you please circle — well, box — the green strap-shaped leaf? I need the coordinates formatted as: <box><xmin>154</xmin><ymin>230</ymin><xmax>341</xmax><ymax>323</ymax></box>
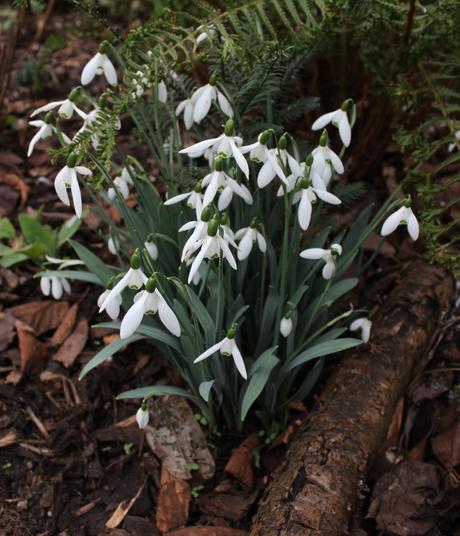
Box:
<box><xmin>198</xmin><ymin>380</ymin><xmax>215</xmax><ymax>402</ymax></box>
<box><xmin>285</xmin><ymin>338</ymin><xmax>362</xmax><ymax>372</ymax></box>
<box><xmin>116</xmin><ymin>385</ymin><xmax>197</xmax><ymax>401</ymax></box>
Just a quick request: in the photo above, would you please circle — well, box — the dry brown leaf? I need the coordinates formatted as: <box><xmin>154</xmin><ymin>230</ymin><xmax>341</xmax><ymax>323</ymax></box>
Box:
<box><xmin>224</xmin><ymin>433</ymin><xmax>260</xmax><ymax>489</ymax></box>
<box><xmin>0</xmin><ymin>312</ymin><xmax>16</xmax><ymax>352</ymax></box>
<box><xmin>105</xmin><ymin>480</ymin><xmax>145</xmax><ymax>529</ymax></box>
<box><xmin>155</xmin><ymin>466</ymin><xmax>191</xmax><ymax>534</ymax></box>
<box><xmin>197</xmin><ymin>491</ymin><xmax>258</xmax><ymax>522</ymax></box>
<box><xmin>432</xmin><ymin>419</ymin><xmax>460</xmax><ymax>469</ymax></box>
<box><xmin>0</xmin><ymin>429</ymin><xmax>18</xmax><ymax>448</ymax></box>
<box><xmin>145</xmin><ymin>396</ymin><xmax>215</xmax><ymax>480</ymax></box>
<box><xmin>168</xmin><ymin>528</ymin><xmax>248</xmax><ymax>536</ymax></box>
<box><xmin>15</xmin><ymin>319</ymin><xmax>49</xmax><ymax>373</ymax></box>
<box><xmin>8</xmin><ymin>301</ymin><xmax>69</xmax><ymax>336</ymax></box>
<box><xmin>0</xmin><ymin>172</ymin><xmax>29</xmax><ymax>206</ymax></box>
<box><xmin>50</xmin><ymin>303</ymin><xmax>78</xmax><ymax>346</ymax></box>
<box><xmin>52</xmin><ymin>315</ymin><xmax>88</xmax><ymax>367</ymax></box>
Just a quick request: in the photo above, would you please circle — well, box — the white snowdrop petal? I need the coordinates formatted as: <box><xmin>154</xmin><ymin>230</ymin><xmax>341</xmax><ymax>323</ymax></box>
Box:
<box><xmin>298</xmin><ymin>191</ymin><xmax>312</xmax><ymax>231</ymax></box>
<box><xmin>338</xmin><ymin>115</ymin><xmax>352</xmax><ymax>147</ymax></box>
<box><xmin>194</xmin><ymin>340</ymin><xmax>224</xmax><ymax>363</ymax></box>
<box><xmin>381</xmin><ymin>207</ymin><xmax>405</xmax><ymax>236</ymax></box>
<box><xmin>407</xmin><ymin>210</ymin><xmax>419</xmax><ymax>241</ymax></box>
<box><xmin>220</xmin><ymin>239</ymin><xmax>237</xmax><ymax>269</ymax></box>
<box><xmin>193</xmin><ymin>85</ymin><xmax>213</xmax><ymax>123</ymax></box>
<box><xmin>184</xmin><ymin>102</ymin><xmax>195</xmax><ymax>129</ymax></box>
<box><xmin>61</xmin><ymin>278</ymin><xmax>71</xmax><ymax>294</ymax></box>
<box><xmin>311</xmin><ymin>111</ymin><xmax>336</xmax><ymax>131</ymax></box>
<box><xmin>102</xmin><ymin>56</ymin><xmax>118</xmax><ymax>85</ymax></box>
<box><xmin>54</xmin><ymin>169</ymin><xmax>71</xmax><ymax>207</ymax></box>
<box><xmin>179</xmin><ymin>136</ymin><xmax>220</xmax><ymax>156</ymax></box>
<box><xmin>238</xmin><ymin>229</ymin><xmax>253</xmax><ymax>260</ymax></box>
<box><xmin>157</xmin><ymin>293</ymin><xmax>181</xmax><ymax>337</ymax></box>
<box><xmin>158</xmin><ymin>81</ymin><xmax>168</xmax><ymax>103</ymax></box>
<box><xmin>257</xmin><ymin>160</ymin><xmax>276</xmax><ymax>188</ymax></box>
<box><xmin>70</xmin><ymin>170</ymin><xmax>83</xmax><ymax>218</ymax></box>
<box><xmin>328</xmin><ymin>149</ymin><xmax>345</xmax><ymax>174</ymax></box>
<box><xmin>81</xmin><ymin>54</ymin><xmax>100</xmax><ymax>85</ymax></box>
<box><xmin>280</xmin><ymin>317</ymin><xmax>293</xmax><ymax>338</ymax></box>
<box><xmin>229</xmin><ymin>138</ymin><xmax>249</xmax><ymax>178</ymax></box>
<box><xmin>51</xmin><ymin>277</ymin><xmax>63</xmax><ymax>300</ymax></box>
<box><xmin>136</xmin><ymin>407</ymin><xmax>149</xmax><ymax>429</ymax></box>
<box><xmin>256</xmin><ymin>232</ymin><xmax>267</xmax><ymax>253</ymax></box>
<box><xmin>299</xmin><ymin>248</ymin><xmax>326</xmax><ymax>260</ymax></box>
<box><xmin>120</xmin><ymin>293</ymin><xmax>147</xmax><ymax>339</ymax></box>
<box><xmin>40</xmin><ymin>277</ymin><xmax>51</xmax><ymax>296</ymax></box>
<box><xmin>314</xmin><ymin>188</ymin><xmax>341</xmax><ymax>205</ymax></box>
<box><xmin>231</xmin><ymin>341</ymin><xmax>247</xmax><ymax>380</ymax></box>
<box><xmin>322</xmin><ymin>260</ymin><xmax>336</xmax><ymax>279</ymax></box>
<box><xmin>218</xmin><ymin>186</ymin><xmax>233</xmax><ymax>210</ymax></box>
<box><xmin>217</xmin><ymin>90</ymin><xmax>233</xmax><ymax>117</ymax></box>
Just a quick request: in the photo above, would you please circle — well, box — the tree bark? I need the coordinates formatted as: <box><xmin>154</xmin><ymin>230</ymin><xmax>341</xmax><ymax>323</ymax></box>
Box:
<box><xmin>250</xmin><ymin>262</ymin><xmax>454</xmax><ymax>536</ymax></box>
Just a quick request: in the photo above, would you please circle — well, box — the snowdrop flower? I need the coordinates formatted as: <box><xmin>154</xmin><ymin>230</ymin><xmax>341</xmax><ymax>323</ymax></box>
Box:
<box><xmin>381</xmin><ymin>198</ymin><xmax>419</xmax><ymax>241</ymax></box>
<box><xmin>280</xmin><ymin>315</ymin><xmax>293</xmax><ymax>338</ymax></box>
<box><xmin>312</xmin><ymin>99</ymin><xmax>353</xmax><ymax>147</ymax></box>
<box><xmin>190</xmin><ymin>74</ymin><xmax>233</xmax><ymax>124</ymax></box>
<box><xmin>252</xmin><ymin>134</ymin><xmax>295</xmax><ymax>189</ymax></box>
<box><xmin>201</xmin><ymin>156</ymin><xmax>253</xmax><ymax>210</ymax></box>
<box><xmin>175</xmin><ymin>98</ymin><xmax>195</xmax><ymax>130</ymax></box>
<box><xmin>311</xmin><ymin>131</ymin><xmax>345</xmax><ymax>186</ymax></box>
<box><xmin>81</xmin><ymin>44</ymin><xmax>117</xmax><ymax>86</ymax></box>
<box><xmin>164</xmin><ymin>181</ymin><xmax>203</xmax><ymax>211</ymax></box>
<box><xmin>97</xmin><ymin>286</ymin><xmax>122</xmax><ymax>320</ymax></box>
<box><xmin>187</xmin><ymin>218</ymin><xmax>237</xmax><ymax>284</ymax></box>
<box><xmin>350</xmin><ymin>317</ymin><xmax>372</xmax><ymax>343</ymax></box>
<box><xmin>40</xmin><ymin>275</ymin><xmax>71</xmax><ymax>300</ymax></box>
<box><xmin>136</xmin><ymin>404</ymin><xmax>149</xmax><ymax>429</ymax></box>
<box><xmin>179</xmin><ymin>205</ymin><xmax>212</xmax><ymax>262</ymax></box>
<box><xmin>235</xmin><ymin>219</ymin><xmax>267</xmax><ymax>260</ymax></box>
<box><xmin>120</xmin><ymin>276</ymin><xmax>181</xmax><ymax>339</ymax></box>
<box><xmin>448</xmin><ymin>130</ymin><xmax>460</xmax><ymax>152</ymax></box>
<box><xmin>179</xmin><ymin>120</ymin><xmax>248</xmax><ymax>178</ymax></box>
<box><xmin>108</xmin><ymin>168</ymin><xmax>133</xmax><ymax>200</ymax></box>
<box><xmin>31</xmin><ymin>88</ymin><xmax>86</xmax><ymax>120</ymax></box>
<box><xmin>144</xmin><ymin>235</ymin><xmax>158</xmax><ymax>261</ymax></box>
<box><xmin>28</xmin><ymin>113</ymin><xmax>70</xmax><ymax>157</ymax></box>
<box><xmin>98</xmin><ymin>250</ymin><xmax>147</xmax><ymax>313</ymax></box>
<box><xmin>194</xmin><ymin>323</ymin><xmax>247</xmax><ymax>379</ymax></box>
<box><xmin>292</xmin><ymin>158</ymin><xmax>342</xmax><ymax>231</ymax></box>
<box><xmin>54</xmin><ymin>154</ymin><xmax>92</xmax><ymax>218</ymax></box>
<box><xmin>300</xmin><ymin>243</ymin><xmax>342</xmax><ymax>280</ymax></box>
<box><xmin>194</xmin><ymin>25</ymin><xmax>216</xmax><ymax>50</ymax></box>
<box><xmin>157</xmin><ymin>81</ymin><xmax>168</xmax><ymax>103</ymax></box>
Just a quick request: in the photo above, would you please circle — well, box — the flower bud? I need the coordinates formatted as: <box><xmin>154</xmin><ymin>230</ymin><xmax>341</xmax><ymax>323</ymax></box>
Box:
<box><xmin>136</xmin><ymin>405</ymin><xmax>149</xmax><ymax>429</ymax></box>
<box><xmin>226</xmin><ymin>322</ymin><xmax>237</xmax><ymax>339</ymax></box>
<box><xmin>207</xmin><ymin>218</ymin><xmax>219</xmax><ymax>236</ymax></box>
<box><xmin>259</xmin><ymin>130</ymin><xmax>271</xmax><ymax>145</ymax></box>
<box><xmin>305</xmin><ymin>154</ymin><xmax>314</xmax><ymax>167</ymax></box>
<box><xmin>194</xmin><ymin>181</ymin><xmax>202</xmax><ymax>193</ymax></box>
<box><xmin>299</xmin><ymin>176</ymin><xmax>309</xmax><ymax>189</ymax></box>
<box><xmin>280</xmin><ymin>316</ymin><xmax>293</xmax><ymax>338</ymax></box>
<box><xmin>277</xmin><ymin>134</ymin><xmax>288</xmax><ymax>150</ymax></box>
<box><xmin>214</xmin><ymin>156</ymin><xmax>224</xmax><ymax>172</ymax></box>
<box><xmin>130</xmin><ymin>249</ymin><xmax>141</xmax><ymax>269</ymax></box>
<box><xmin>200</xmin><ymin>205</ymin><xmax>212</xmax><ymax>222</ymax></box>
<box><xmin>68</xmin><ymin>87</ymin><xmax>80</xmax><ymax>102</ymax></box>
<box><xmin>219</xmin><ymin>213</ymin><xmax>228</xmax><ymax>226</ymax></box>
<box><xmin>44</xmin><ymin>111</ymin><xmax>55</xmax><ymax>124</ymax></box>
<box><xmin>97</xmin><ymin>96</ymin><xmax>106</xmax><ymax>109</ymax></box>
<box><xmin>145</xmin><ymin>276</ymin><xmax>156</xmax><ymax>293</ymax></box>
<box><xmin>224</xmin><ymin>119</ymin><xmax>234</xmax><ymax>137</ymax></box>
<box><xmin>319</xmin><ymin>130</ymin><xmax>329</xmax><ymax>147</ymax></box>
<box><xmin>66</xmin><ymin>153</ymin><xmax>78</xmax><ymax>168</ymax></box>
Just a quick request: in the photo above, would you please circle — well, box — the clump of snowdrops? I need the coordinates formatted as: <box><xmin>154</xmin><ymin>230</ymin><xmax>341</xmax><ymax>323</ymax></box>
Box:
<box><xmin>32</xmin><ymin>42</ymin><xmax>419</xmax><ymax>432</ymax></box>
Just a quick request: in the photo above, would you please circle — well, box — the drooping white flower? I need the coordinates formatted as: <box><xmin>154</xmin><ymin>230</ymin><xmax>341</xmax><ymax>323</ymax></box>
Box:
<box><xmin>120</xmin><ymin>277</ymin><xmax>181</xmax><ymax>339</ymax></box>
<box><xmin>108</xmin><ymin>236</ymin><xmax>118</xmax><ymax>255</ymax></box>
<box><xmin>381</xmin><ymin>201</ymin><xmax>419</xmax><ymax>241</ymax></box>
<box><xmin>157</xmin><ymin>80</ymin><xmax>168</xmax><ymax>103</ymax></box>
<box><xmin>292</xmin><ymin>162</ymin><xmax>341</xmax><ymax>231</ymax></box>
<box><xmin>54</xmin><ymin>156</ymin><xmax>92</xmax><ymax>218</ymax></box>
<box><xmin>311</xmin><ymin>131</ymin><xmax>345</xmax><ymax>186</ymax></box>
<box><xmin>108</xmin><ymin>168</ymin><xmax>133</xmax><ymax>200</ymax></box>
<box><xmin>300</xmin><ymin>243</ymin><xmax>342</xmax><ymax>280</ymax></box>
<box><xmin>175</xmin><ymin>98</ymin><xmax>195</xmax><ymax>130</ymax></box>
<box><xmin>194</xmin><ymin>324</ymin><xmax>247</xmax><ymax>379</ymax></box>
<box><xmin>144</xmin><ymin>236</ymin><xmax>159</xmax><ymax>261</ymax></box>
<box><xmin>280</xmin><ymin>316</ymin><xmax>293</xmax><ymax>338</ymax></box>
<box><xmin>190</xmin><ymin>74</ymin><xmax>233</xmax><ymax>124</ymax></box>
<box><xmin>187</xmin><ymin>218</ymin><xmax>237</xmax><ymax>284</ymax></box>
<box><xmin>235</xmin><ymin>221</ymin><xmax>267</xmax><ymax>260</ymax></box>
<box><xmin>164</xmin><ymin>182</ymin><xmax>203</xmax><ymax>211</ymax></box>
<box><xmin>40</xmin><ymin>275</ymin><xmax>71</xmax><ymax>300</ymax></box>
<box><xmin>136</xmin><ymin>405</ymin><xmax>149</xmax><ymax>429</ymax></box>
<box><xmin>201</xmin><ymin>156</ymin><xmax>253</xmax><ymax>210</ymax></box>
<box><xmin>179</xmin><ymin>120</ymin><xmax>248</xmax><ymax>178</ymax></box>
<box><xmin>350</xmin><ymin>317</ymin><xmax>372</xmax><ymax>343</ymax></box>
<box><xmin>31</xmin><ymin>94</ymin><xmax>86</xmax><ymax>122</ymax></box>
<box><xmin>28</xmin><ymin>117</ymin><xmax>71</xmax><ymax>157</ymax></box>
<box><xmin>97</xmin><ymin>289</ymin><xmax>122</xmax><ymax>320</ymax></box>
<box><xmin>312</xmin><ymin>100</ymin><xmax>353</xmax><ymax>147</ymax></box>
<box><xmin>98</xmin><ymin>251</ymin><xmax>147</xmax><ymax>313</ymax></box>
<box><xmin>81</xmin><ymin>47</ymin><xmax>117</xmax><ymax>86</ymax></box>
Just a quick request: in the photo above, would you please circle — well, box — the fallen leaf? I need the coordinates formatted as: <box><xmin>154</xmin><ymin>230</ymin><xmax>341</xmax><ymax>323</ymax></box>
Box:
<box><xmin>50</xmin><ymin>303</ymin><xmax>78</xmax><ymax>346</ymax></box>
<box><xmin>15</xmin><ymin>319</ymin><xmax>49</xmax><ymax>373</ymax></box>
<box><xmin>8</xmin><ymin>301</ymin><xmax>69</xmax><ymax>336</ymax></box>
<box><xmin>93</xmin><ymin>415</ymin><xmax>140</xmax><ymax>445</ymax></box>
<box><xmin>432</xmin><ymin>419</ymin><xmax>460</xmax><ymax>469</ymax></box>
<box><xmin>0</xmin><ymin>312</ymin><xmax>16</xmax><ymax>352</ymax></box>
<box><xmin>105</xmin><ymin>480</ymin><xmax>145</xmax><ymax>529</ymax></box>
<box><xmin>368</xmin><ymin>460</ymin><xmax>441</xmax><ymax>536</ymax></box>
<box><xmin>52</xmin><ymin>315</ymin><xmax>88</xmax><ymax>367</ymax></box>
<box><xmin>168</xmin><ymin>528</ymin><xmax>248</xmax><ymax>536</ymax></box>
<box><xmin>0</xmin><ymin>172</ymin><xmax>29</xmax><ymax>207</ymax></box>
<box><xmin>145</xmin><ymin>395</ymin><xmax>215</xmax><ymax>480</ymax></box>
<box><xmin>0</xmin><ymin>429</ymin><xmax>18</xmax><ymax>448</ymax></box>
<box><xmin>196</xmin><ymin>491</ymin><xmax>258</xmax><ymax>522</ymax></box>
<box><xmin>5</xmin><ymin>369</ymin><xmax>23</xmax><ymax>384</ymax></box>
<box><xmin>224</xmin><ymin>433</ymin><xmax>259</xmax><ymax>489</ymax></box>
<box><xmin>156</xmin><ymin>466</ymin><xmax>191</xmax><ymax>534</ymax></box>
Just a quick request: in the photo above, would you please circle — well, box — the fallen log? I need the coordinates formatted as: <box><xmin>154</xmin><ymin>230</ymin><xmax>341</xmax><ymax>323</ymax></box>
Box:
<box><xmin>250</xmin><ymin>262</ymin><xmax>454</xmax><ymax>536</ymax></box>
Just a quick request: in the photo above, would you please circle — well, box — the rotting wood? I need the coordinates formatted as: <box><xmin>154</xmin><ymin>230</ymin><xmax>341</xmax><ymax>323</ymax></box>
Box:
<box><xmin>250</xmin><ymin>262</ymin><xmax>454</xmax><ymax>536</ymax></box>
